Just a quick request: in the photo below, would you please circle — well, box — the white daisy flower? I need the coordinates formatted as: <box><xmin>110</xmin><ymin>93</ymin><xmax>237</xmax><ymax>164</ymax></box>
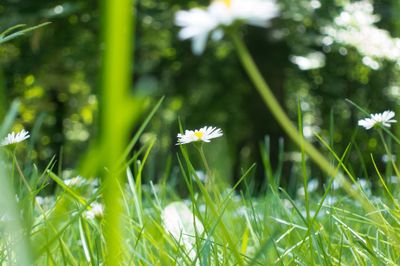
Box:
<box><xmin>358</xmin><ymin>110</ymin><xmax>396</xmax><ymax>130</ymax></box>
<box><xmin>177</xmin><ymin>126</ymin><xmax>223</xmax><ymax>145</ymax></box>
<box><xmin>175</xmin><ymin>8</ymin><xmax>220</xmax><ymax>55</ymax></box>
<box><xmin>209</xmin><ymin>0</ymin><xmax>279</xmax><ymax>27</ymax></box>
<box><xmin>175</xmin><ymin>0</ymin><xmax>279</xmax><ymax>54</ymax></box>
<box><xmin>85</xmin><ymin>202</ymin><xmax>104</xmax><ymax>220</ymax></box>
<box><xmin>0</xmin><ymin>129</ymin><xmax>30</xmax><ymax>146</ymax></box>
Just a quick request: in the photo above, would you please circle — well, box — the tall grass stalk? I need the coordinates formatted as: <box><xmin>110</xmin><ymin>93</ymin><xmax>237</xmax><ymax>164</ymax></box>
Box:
<box><xmin>100</xmin><ymin>0</ymin><xmax>135</xmax><ymax>263</ymax></box>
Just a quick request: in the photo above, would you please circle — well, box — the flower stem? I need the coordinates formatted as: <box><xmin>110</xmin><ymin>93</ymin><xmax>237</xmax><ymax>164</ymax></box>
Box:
<box><xmin>199</xmin><ymin>146</ymin><xmax>210</xmax><ymax>173</ymax></box>
<box><xmin>230</xmin><ymin>32</ymin><xmax>336</xmax><ymax>178</ymax></box>
<box><xmin>378</xmin><ymin>129</ymin><xmax>400</xmax><ymax>178</ymax></box>
<box><xmin>195</xmin><ymin>144</ymin><xmax>213</xmax><ymax>190</ymax></box>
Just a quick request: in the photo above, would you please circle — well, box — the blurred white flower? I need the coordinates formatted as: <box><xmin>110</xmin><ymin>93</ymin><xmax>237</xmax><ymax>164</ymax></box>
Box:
<box><xmin>175</xmin><ymin>0</ymin><xmax>279</xmax><ymax>54</ymax></box>
<box><xmin>331</xmin><ymin>179</ymin><xmax>341</xmax><ymax>190</ymax></box>
<box><xmin>334</xmin><ymin>0</ymin><xmax>378</xmax><ymax>27</ymax></box>
<box><xmin>0</xmin><ymin>129</ymin><xmax>30</xmax><ymax>146</ymax></box>
<box><xmin>209</xmin><ymin>0</ymin><xmax>279</xmax><ymax>27</ymax></box>
<box><xmin>323</xmin><ymin>0</ymin><xmax>400</xmax><ymax>69</ymax></box>
<box><xmin>282</xmin><ymin>199</ymin><xmax>293</xmax><ymax>209</ymax></box>
<box><xmin>324</xmin><ymin>196</ymin><xmax>338</xmax><ymax>205</ymax></box>
<box><xmin>352</xmin><ymin>178</ymin><xmax>371</xmax><ymax>196</ymax></box>
<box><xmin>389</xmin><ymin>176</ymin><xmax>400</xmax><ymax>184</ymax></box>
<box><xmin>358</xmin><ymin>110</ymin><xmax>396</xmax><ymax>130</ymax></box>
<box><xmin>162</xmin><ymin>202</ymin><xmax>204</xmax><ymax>260</ymax></box>
<box><xmin>310</xmin><ymin>0</ymin><xmax>321</xmax><ymax>9</ymax></box>
<box><xmin>193</xmin><ymin>170</ymin><xmax>207</xmax><ymax>182</ymax></box>
<box><xmin>177</xmin><ymin>126</ymin><xmax>223</xmax><ymax>145</ymax></box>
<box><xmin>297</xmin><ymin>179</ymin><xmax>319</xmax><ymax>197</ymax></box>
<box><xmin>64</xmin><ymin>176</ymin><xmax>84</xmax><ymax>186</ymax></box>
<box><xmin>35</xmin><ymin>196</ymin><xmax>45</xmax><ymax>206</ymax></box>
<box><xmin>302</xmin><ymin>125</ymin><xmax>321</xmax><ymax>140</ymax></box>
<box><xmin>85</xmin><ymin>202</ymin><xmax>104</xmax><ymax>220</ymax></box>
<box><xmin>175</xmin><ymin>8</ymin><xmax>220</xmax><ymax>55</ymax></box>
<box><xmin>382</xmin><ymin>154</ymin><xmax>396</xmax><ymax>163</ymax></box>
<box><xmin>35</xmin><ymin>196</ymin><xmax>55</xmax><ymax>211</ymax></box>
<box><xmin>290</xmin><ymin>52</ymin><xmax>326</xmax><ymax>70</ymax></box>
<box><xmin>232</xmin><ymin>206</ymin><xmax>248</xmax><ymax>218</ymax></box>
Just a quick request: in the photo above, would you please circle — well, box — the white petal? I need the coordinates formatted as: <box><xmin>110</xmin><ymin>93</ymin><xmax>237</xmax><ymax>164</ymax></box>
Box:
<box><xmin>192</xmin><ymin>33</ymin><xmax>209</xmax><ymax>55</ymax></box>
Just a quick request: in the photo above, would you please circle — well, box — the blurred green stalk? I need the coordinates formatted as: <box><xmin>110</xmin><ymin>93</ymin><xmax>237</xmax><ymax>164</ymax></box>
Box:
<box><xmin>100</xmin><ymin>0</ymin><xmax>134</xmax><ymax>263</ymax></box>
<box><xmin>230</xmin><ymin>32</ymin><xmax>336</xmax><ymax>178</ymax></box>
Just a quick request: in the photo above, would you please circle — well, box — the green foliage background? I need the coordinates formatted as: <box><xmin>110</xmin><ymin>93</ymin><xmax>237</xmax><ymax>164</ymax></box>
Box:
<box><xmin>2</xmin><ymin>0</ymin><xmax>400</xmax><ymax>186</ymax></box>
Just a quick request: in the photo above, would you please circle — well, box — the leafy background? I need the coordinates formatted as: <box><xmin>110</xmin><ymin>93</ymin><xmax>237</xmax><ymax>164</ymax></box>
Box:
<box><xmin>2</xmin><ymin>0</ymin><xmax>400</xmax><ymax>191</ymax></box>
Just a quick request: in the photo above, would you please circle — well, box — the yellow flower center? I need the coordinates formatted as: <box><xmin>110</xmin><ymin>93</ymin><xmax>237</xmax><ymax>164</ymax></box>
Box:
<box><xmin>194</xmin><ymin>131</ymin><xmax>203</xmax><ymax>139</ymax></box>
<box><xmin>224</xmin><ymin>0</ymin><xmax>231</xmax><ymax>7</ymax></box>
<box><xmin>215</xmin><ymin>0</ymin><xmax>231</xmax><ymax>7</ymax></box>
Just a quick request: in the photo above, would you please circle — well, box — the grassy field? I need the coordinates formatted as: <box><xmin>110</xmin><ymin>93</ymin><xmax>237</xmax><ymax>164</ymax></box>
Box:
<box><xmin>2</xmin><ymin>117</ymin><xmax>400</xmax><ymax>265</ymax></box>
<box><xmin>2</xmin><ymin>0</ymin><xmax>400</xmax><ymax>265</ymax></box>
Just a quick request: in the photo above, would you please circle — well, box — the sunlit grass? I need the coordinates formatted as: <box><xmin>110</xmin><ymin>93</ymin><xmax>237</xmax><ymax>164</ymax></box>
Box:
<box><xmin>2</xmin><ymin>96</ymin><xmax>400</xmax><ymax>264</ymax></box>
<box><xmin>2</xmin><ymin>2</ymin><xmax>400</xmax><ymax>265</ymax></box>
<box><xmin>2</xmin><ymin>120</ymin><xmax>400</xmax><ymax>264</ymax></box>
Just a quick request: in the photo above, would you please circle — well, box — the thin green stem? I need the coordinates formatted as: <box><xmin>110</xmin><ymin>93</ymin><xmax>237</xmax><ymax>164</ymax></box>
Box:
<box><xmin>230</xmin><ymin>32</ymin><xmax>336</xmax><ymax>179</ymax></box>
<box><xmin>11</xmin><ymin>148</ymin><xmax>16</xmax><ymax>190</ymax></box>
<box><xmin>195</xmin><ymin>144</ymin><xmax>213</xmax><ymax>190</ymax></box>
<box><xmin>197</xmin><ymin>145</ymin><xmax>211</xmax><ymax>174</ymax></box>
<box><xmin>378</xmin><ymin>129</ymin><xmax>400</xmax><ymax>182</ymax></box>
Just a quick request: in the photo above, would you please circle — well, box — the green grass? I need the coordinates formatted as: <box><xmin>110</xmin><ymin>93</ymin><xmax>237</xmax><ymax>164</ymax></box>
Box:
<box><xmin>2</xmin><ymin>3</ymin><xmax>400</xmax><ymax>265</ymax></box>
<box><xmin>2</xmin><ymin>107</ymin><xmax>400</xmax><ymax>265</ymax></box>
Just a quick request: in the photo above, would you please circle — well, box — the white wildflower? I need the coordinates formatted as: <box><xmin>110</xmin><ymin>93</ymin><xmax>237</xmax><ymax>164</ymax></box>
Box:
<box><xmin>175</xmin><ymin>0</ymin><xmax>279</xmax><ymax>54</ymax></box>
<box><xmin>0</xmin><ymin>129</ymin><xmax>30</xmax><ymax>146</ymax></box>
<box><xmin>162</xmin><ymin>202</ymin><xmax>204</xmax><ymax>261</ymax></box>
<box><xmin>177</xmin><ymin>126</ymin><xmax>223</xmax><ymax>145</ymax></box>
<box><xmin>85</xmin><ymin>202</ymin><xmax>104</xmax><ymax>220</ymax></box>
<box><xmin>358</xmin><ymin>110</ymin><xmax>396</xmax><ymax>130</ymax></box>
